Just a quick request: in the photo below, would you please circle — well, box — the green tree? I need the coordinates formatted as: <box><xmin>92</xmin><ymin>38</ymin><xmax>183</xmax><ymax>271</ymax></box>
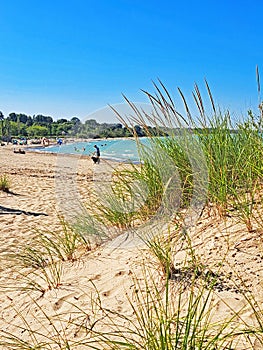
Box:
<box><xmin>9</xmin><ymin>121</ymin><xmax>19</xmax><ymax>136</ymax></box>
<box><xmin>3</xmin><ymin>119</ymin><xmax>11</xmax><ymax>137</ymax></box>
<box><xmin>85</xmin><ymin>119</ymin><xmax>99</xmax><ymax>129</ymax></box>
<box><xmin>0</xmin><ymin>111</ymin><xmax>4</xmax><ymax>136</ymax></box>
<box><xmin>26</xmin><ymin>116</ymin><xmax>33</xmax><ymax>126</ymax></box>
<box><xmin>56</xmin><ymin>123</ymin><xmax>72</xmax><ymax>136</ymax></box>
<box><xmin>27</xmin><ymin>125</ymin><xmax>49</xmax><ymax>137</ymax></box>
<box><xmin>134</xmin><ymin>125</ymin><xmax>145</xmax><ymax>137</ymax></box>
<box><xmin>71</xmin><ymin>116</ymin><xmax>81</xmax><ymax>124</ymax></box>
<box><xmin>8</xmin><ymin>112</ymin><xmax>17</xmax><ymax>122</ymax></box>
<box><xmin>18</xmin><ymin>114</ymin><xmax>29</xmax><ymax>124</ymax></box>
<box><xmin>57</xmin><ymin>118</ymin><xmax>68</xmax><ymax>124</ymax></box>
<box><xmin>33</xmin><ymin>115</ymin><xmax>53</xmax><ymax>125</ymax></box>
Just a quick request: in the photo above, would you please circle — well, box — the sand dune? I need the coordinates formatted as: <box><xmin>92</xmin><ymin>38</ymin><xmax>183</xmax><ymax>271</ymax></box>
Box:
<box><xmin>1</xmin><ymin>144</ymin><xmax>263</xmax><ymax>349</ymax></box>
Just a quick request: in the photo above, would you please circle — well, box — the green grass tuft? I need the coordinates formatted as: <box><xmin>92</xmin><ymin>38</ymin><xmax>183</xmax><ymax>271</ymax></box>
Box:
<box><xmin>0</xmin><ymin>174</ymin><xmax>11</xmax><ymax>192</ymax></box>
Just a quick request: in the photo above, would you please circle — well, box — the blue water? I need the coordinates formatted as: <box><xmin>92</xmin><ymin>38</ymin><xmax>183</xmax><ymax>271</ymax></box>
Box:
<box><xmin>30</xmin><ymin>138</ymin><xmax>150</xmax><ymax>162</ymax></box>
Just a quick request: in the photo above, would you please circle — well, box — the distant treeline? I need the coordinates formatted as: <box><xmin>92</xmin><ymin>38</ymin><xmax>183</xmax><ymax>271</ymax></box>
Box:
<box><xmin>0</xmin><ymin>111</ymin><xmax>241</xmax><ymax>140</ymax></box>
<box><xmin>0</xmin><ymin>111</ymin><xmax>169</xmax><ymax>139</ymax></box>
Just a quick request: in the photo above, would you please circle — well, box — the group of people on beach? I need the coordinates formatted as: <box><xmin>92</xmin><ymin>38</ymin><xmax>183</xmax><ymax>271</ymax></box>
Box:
<box><xmin>11</xmin><ymin>137</ymin><xmax>102</xmax><ymax>163</ymax></box>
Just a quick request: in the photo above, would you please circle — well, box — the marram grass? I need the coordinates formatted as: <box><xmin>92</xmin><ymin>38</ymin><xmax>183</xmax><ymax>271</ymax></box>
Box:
<box><xmin>2</xmin><ymin>79</ymin><xmax>263</xmax><ymax>349</ymax></box>
<box><xmin>0</xmin><ymin>173</ymin><xmax>11</xmax><ymax>192</ymax></box>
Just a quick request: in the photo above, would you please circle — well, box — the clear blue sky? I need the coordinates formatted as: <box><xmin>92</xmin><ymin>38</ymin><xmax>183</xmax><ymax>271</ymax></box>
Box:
<box><xmin>0</xmin><ymin>0</ymin><xmax>263</xmax><ymax>122</ymax></box>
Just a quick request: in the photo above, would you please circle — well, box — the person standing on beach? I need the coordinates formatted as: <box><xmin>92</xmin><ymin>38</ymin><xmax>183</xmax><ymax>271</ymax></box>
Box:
<box><xmin>91</xmin><ymin>145</ymin><xmax>100</xmax><ymax>164</ymax></box>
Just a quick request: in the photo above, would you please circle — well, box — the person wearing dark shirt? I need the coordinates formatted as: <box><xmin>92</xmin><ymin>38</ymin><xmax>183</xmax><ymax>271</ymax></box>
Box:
<box><xmin>91</xmin><ymin>145</ymin><xmax>100</xmax><ymax>164</ymax></box>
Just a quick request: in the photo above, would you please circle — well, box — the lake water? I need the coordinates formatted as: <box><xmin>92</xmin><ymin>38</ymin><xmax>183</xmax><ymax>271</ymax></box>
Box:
<box><xmin>30</xmin><ymin>138</ymin><xmax>150</xmax><ymax>162</ymax></box>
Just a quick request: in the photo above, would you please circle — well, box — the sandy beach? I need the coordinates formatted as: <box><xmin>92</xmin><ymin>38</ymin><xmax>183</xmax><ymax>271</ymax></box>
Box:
<box><xmin>0</xmin><ymin>144</ymin><xmax>150</xmax><ymax>348</ymax></box>
<box><xmin>1</xmin><ymin>144</ymin><xmax>263</xmax><ymax>348</ymax></box>
<box><xmin>0</xmin><ymin>144</ymin><xmax>92</xmax><ymax>250</ymax></box>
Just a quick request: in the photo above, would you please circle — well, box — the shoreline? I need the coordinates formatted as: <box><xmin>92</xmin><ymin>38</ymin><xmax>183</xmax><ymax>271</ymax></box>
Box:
<box><xmin>25</xmin><ymin>141</ymin><xmax>143</xmax><ymax>164</ymax></box>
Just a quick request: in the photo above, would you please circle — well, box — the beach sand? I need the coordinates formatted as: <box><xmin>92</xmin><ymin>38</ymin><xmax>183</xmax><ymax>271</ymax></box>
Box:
<box><xmin>1</xmin><ymin>144</ymin><xmax>263</xmax><ymax>348</ymax></box>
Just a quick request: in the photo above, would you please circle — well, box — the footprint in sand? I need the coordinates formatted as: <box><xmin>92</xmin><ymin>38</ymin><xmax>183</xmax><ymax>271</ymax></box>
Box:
<box><xmin>89</xmin><ymin>274</ymin><xmax>101</xmax><ymax>281</ymax></box>
<box><xmin>115</xmin><ymin>270</ymin><xmax>126</xmax><ymax>277</ymax></box>
<box><xmin>253</xmin><ymin>338</ymin><xmax>263</xmax><ymax>349</ymax></box>
<box><xmin>53</xmin><ymin>292</ymin><xmax>76</xmax><ymax>311</ymax></box>
<box><xmin>116</xmin><ymin>305</ymin><xmax>122</xmax><ymax>312</ymax></box>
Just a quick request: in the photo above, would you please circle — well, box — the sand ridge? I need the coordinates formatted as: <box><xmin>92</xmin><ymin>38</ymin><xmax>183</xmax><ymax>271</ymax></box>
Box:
<box><xmin>1</xmin><ymin>144</ymin><xmax>263</xmax><ymax>348</ymax></box>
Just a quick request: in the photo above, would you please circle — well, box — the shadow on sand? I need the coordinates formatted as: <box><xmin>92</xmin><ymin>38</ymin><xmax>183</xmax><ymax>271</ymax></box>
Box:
<box><xmin>4</xmin><ymin>190</ymin><xmax>22</xmax><ymax>196</ymax></box>
<box><xmin>0</xmin><ymin>205</ymin><xmax>48</xmax><ymax>216</ymax></box>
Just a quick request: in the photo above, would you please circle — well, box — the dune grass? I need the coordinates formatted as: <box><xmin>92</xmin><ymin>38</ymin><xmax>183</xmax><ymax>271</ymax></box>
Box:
<box><xmin>2</xmin><ymin>78</ymin><xmax>263</xmax><ymax>349</ymax></box>
<box><xmin>2</xmin><ymin>254</ymin><xmax>262</xmax><ymax>350</ymax></box>
<box><xmin>90</xmin><ymin>273</ymin><xmax>244</xmax><ymax>349</ymax></box>
<box><xmin>112</xmin><ymin>81</ymin><xmax>263</xmax><ymax>233</ymax></box>
<box><xmin>0</xmin><ymin>173</ymin><xmax>11</xmax><ymax>192</ymax></box>
<box><xmin>3</xmin><ymin>215</ymin><xmax>107</xmax><ymax>296</ymax></box>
